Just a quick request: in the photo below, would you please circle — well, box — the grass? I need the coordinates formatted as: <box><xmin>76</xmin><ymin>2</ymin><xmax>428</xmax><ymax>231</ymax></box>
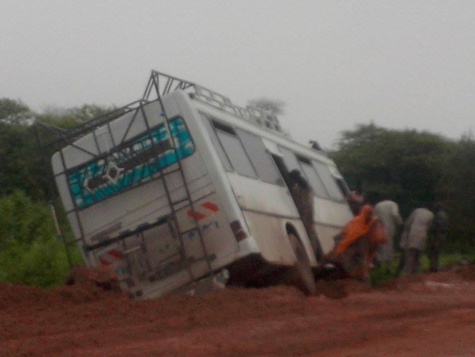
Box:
<box><xmin>370</xmin><ymin>250</ymin><xmax>475</xmax><ymax>286</ymax></box>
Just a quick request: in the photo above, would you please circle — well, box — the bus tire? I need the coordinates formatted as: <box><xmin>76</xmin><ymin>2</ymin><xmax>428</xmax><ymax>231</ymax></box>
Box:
<box><xmin>287</xmin><ymin>232</ymin><xmax>316</xmax><ymax>296</ymax></box>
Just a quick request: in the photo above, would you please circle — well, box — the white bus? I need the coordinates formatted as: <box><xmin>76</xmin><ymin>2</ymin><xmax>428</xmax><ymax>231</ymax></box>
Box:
<box><xmin>51</xmin><ymin>71</ymin><xmax>353</xmax><ymax>299</ymax></box>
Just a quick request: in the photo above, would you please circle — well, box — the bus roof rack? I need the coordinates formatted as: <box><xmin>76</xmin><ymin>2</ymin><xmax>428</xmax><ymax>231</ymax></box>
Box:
<box><xmin>144</xmin><ymin>70</ymin><xmax>286</xmax><ymax>136</ymax></box>
<box><xmin>36</xmin><ymin>70</ymin><xmax>288</xmax><ymax>147</ymax></box>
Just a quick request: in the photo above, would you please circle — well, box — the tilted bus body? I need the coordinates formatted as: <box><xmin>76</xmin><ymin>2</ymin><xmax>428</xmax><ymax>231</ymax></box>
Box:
<box><xmin>52</xmin><ymin>71</ymin><xmax>353</xmax><ymax>299</ymax></box>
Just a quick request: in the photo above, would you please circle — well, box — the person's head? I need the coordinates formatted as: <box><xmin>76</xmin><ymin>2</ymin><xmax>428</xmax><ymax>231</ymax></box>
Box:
<box><xmin>288</xmin><ymin>169</ymin><xmax>302</xmax><ymax>181</ymax></box>
<box><xmin>288</xmin><ymin>169</ymin><xmax>309</xmax><ymax>190</ymax></box>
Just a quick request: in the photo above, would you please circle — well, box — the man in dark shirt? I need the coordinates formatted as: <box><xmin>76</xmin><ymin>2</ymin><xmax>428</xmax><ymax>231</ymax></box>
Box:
<box><xmin>287</xmin><ymin>169</ymin><xmax>322</xmax><ymax>261</ymax></box>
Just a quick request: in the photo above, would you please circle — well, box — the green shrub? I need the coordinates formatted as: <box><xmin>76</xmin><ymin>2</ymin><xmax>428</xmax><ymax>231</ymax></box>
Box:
<box><xmin>0</xmin><ymin>191</ymin><xmax>80</xmax><ymax>288</ymax></box>
<box><xmin>0</xmin><ymin>239</ymin><xmax>70</xmax><ymax>287</ymax></box>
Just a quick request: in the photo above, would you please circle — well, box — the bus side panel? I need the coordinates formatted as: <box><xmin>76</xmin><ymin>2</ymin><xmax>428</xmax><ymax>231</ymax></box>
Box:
<box><xmin>225</xmin><ymin>171</ymin><xmax>351</xmax><ymax>263</ymax></box>
<box><xmin>242</xmin><ymin>211</ymin><xmax>316</xmax><ymax>266</ymax></box>
<box><xmin>314</xmin><ymin>198</ymin><xmax>353</xmax><ymax>227</ymax></box>
<box><xmin>313</xmin><ymin>198</ymin><xmax>353</xmax><ymax>254</ymax></box>
<box><xmin>225</xmin><ymin>173</ymin><xmax>318</xmax><ymax>266</ymax></box>
<box><xmin>314</xmin><ymin>224</ymin><xmax>343</xmax><ymax>254</ymax></box>
<box><xmin>172</xmin><ymin>93</ymin><xmax>262</xmax><ymax>260</ymax></box>
<box><xmin>226</xmin><ymin>173</ymin><xmax>299</xmax><ymax>219</ymax></box>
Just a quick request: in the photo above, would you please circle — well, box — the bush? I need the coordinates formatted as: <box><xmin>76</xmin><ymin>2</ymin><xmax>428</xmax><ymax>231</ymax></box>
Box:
<box><xmin>0</xmin><ymin>239</ymin><xmax>72</xmax><ymax>288</ymax></box>
<box><xmin>0</xmin><ymin>191</ymin><xmax>80</xmax><ymax>288</ymax></box>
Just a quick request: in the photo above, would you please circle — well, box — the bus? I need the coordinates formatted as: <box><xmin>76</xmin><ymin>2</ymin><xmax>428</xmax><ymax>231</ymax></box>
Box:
<box><xmin>51</xmin><ymin>70</ymin><xmax>353</xmax><ymax>299</ymax></box>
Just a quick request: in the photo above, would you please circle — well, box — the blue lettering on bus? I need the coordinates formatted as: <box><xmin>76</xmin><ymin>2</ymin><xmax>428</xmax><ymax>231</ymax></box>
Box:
<box><xmin>69</xmin><ymin>119</ymin><xmax>194</xmax><ymax>209</ymax></box>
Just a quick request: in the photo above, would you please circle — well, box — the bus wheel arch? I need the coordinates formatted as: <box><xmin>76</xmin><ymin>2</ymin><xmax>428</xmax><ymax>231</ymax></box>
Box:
<box><xmin>285</xmin><ymin>224</ymin><xmax>316</xmax><ymax>296</ymax></box>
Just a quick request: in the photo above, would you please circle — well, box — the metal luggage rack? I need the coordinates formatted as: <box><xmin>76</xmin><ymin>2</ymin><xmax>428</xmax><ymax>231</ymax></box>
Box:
<box><xmin>143</xmin><ymin>70</ymin><xmax>287</xmax><ymax>136</ymax></box>
<box><xmin>38</xmin><ymin>70</ymin><xmax>288</xmax><ymax>148</ymax></box>
<box><xmin>37</xmin><ymin>100</ymin><xmax>147</xmax><ymax>148</ymax></box>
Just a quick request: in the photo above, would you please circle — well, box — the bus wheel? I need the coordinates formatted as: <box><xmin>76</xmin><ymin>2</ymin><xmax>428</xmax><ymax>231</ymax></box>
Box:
<box><xmin>287</xmin><ymin>233</ymin><xmax>316</xmax><ymax>296</ymax></box>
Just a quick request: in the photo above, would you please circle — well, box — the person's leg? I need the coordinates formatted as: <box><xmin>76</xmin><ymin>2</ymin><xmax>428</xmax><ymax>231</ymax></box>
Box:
<box><xmin>304</xmin><ymin>221</ymin><xmax>323</xmax><ymax>261</ymax></box>
<box><xmin>413</xmin><ymin>249</ymin><xmax>421</xmax><ymax>274</ymax></box>
<box><xmin>298</xmin><ymin>198</ymin><xmax>323</xmax><ymax>261</ymax></box>
<box><xmin>346</xmin><ymin>239</ymin><xmax>371</xmax><ymax>284</ymax></box>
<box><xmin>433</xmin><ymin>250</ymin><xmax>439</xmax><ymax>272</ymax></box>
<box><xmin>394</xmin><ymin>250</ymin><xmax>405</xmax><ymax>277</ymax></box>
<box><xmin>405</xmin><ymin>248</ymin><xmax>418</xmax><ymax>275</ymax></box>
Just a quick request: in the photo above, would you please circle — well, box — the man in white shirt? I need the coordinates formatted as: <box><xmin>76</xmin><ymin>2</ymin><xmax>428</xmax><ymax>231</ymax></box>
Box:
<box><xmin>375</xmin><ymin>200</ymin><xmax>403</xmax><ymax>273</ymax></box>
<box><xmin>399</xmin><ymin>207</ymin><xmax>435</xmax><ymax>275</ymax></box>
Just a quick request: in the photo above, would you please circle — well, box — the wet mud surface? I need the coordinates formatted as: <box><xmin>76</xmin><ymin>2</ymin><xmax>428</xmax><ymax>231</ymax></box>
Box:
<box><xmin>1</xmin><ymin>264</ymin><xmax>474</xmax><ymax>356</ymax></box>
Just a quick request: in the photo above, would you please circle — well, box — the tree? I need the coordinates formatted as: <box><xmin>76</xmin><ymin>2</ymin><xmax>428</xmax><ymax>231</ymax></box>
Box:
<box><xmin>331</xmin><ymin>123</ymin><xmax>451</xmax><ymax>217</ymax></box>
<box><xmin>38</xmin><ymin>103</ymin><xmax>116</xmax><ymax>128</ymax></box>
<box><xmin>0</xmin><ymin>98</ymin><xmax>35</xmax><ymax>125</ymax></box>
<box><xmin>437</xmin><ymin>133</ymin><xmax>475</xmax><ymax>250</ymax></box>
<box><xmin>0</xmin><ymin>122</ymin><xmax>53</xmax><ymax>200</ymax></box>
<box><xmin>247</xmin><ymin>98</ymin><xmax>285</xmax><ymax>116</ymax></box>
<box><xmin>0</xmin><ymin>103</ymin><xmax>119</xmax><ymax>200</ymax></box>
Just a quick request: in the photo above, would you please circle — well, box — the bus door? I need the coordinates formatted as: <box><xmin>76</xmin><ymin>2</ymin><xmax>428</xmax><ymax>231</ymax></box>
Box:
<box><xmin>270</xmin><ymin>151</ymin><xmax>323</xmax><ymax>259</ymax></box>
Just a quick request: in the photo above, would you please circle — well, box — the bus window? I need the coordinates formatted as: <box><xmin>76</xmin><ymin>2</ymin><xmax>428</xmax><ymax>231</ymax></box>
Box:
<box><xmin>279</xmin><ymin>147</ymin><xmax>329</xmax><ymax>199</ymax></box>
<box><xmin>312</xmin><ymin>160</ymin><xmax>345</xmax><ymax>201</ymax></box>
<box><xmin>217</xmin><ymin>131</ymin><xmax>257</xmax><ymax>178</ymax></box>
<box><xmin>299</xmin><ymin>160</ymin><xmax>330</xmax><ymax>199</ymax></box>
<box><xmin>201</xmin><ymin>115</ymin><xmax>233</xmax><ymax>172</ymax></box>
<box><xmin>335</xmin><ymin>177</ymin><xmax>350</xmax><ymax>199</ymax></box>
<box><xmin>208</xmin><ymin>120</ymin><xmax>257</xmax><ymax>179</ymax></box>
<box><xmin>329</xmin><ymin>166</ymin><xmax>351</xmax><ymax>198</ymax></box>
<box><xmin>236</xmin><ymin>129</ymin><xmax>282</xmax><ymax>185</ymax></box>
<box><xmin>279</xmin><ymin>147</ymin><xmax>300</xmax><ymax>172</ymax></box>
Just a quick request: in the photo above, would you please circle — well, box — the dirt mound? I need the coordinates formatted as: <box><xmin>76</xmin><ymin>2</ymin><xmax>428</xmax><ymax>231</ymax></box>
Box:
<box><xmin>67</xmin><ymin>265</ymin><xmax>121</xmax><ymax>290</ymax></box>
<box><xmin>0</xmin><ymin>266</ymin><xmax>126</xmax><ymax>311</ymax></box>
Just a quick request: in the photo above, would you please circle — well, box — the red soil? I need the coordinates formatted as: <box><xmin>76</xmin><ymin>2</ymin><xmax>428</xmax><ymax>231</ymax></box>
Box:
<box><xmin>1</xmin><ymin>263</ymin><xmax>474</xmax><ymax>356</ymax></box>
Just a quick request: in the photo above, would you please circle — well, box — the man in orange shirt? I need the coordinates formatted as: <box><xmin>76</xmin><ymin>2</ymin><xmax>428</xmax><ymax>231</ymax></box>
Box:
<box><xmin>324</xmin><ymin>204</ymin><xmax>387</xmax><ymax>283</ymax></box>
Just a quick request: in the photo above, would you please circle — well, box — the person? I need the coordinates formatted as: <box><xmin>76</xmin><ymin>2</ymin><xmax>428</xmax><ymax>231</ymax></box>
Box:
<box><xmin>287</xmin><ymin>169</ymin><xmax>323</xmax><ymax>260</ymax></box>
<box><xmin>323</xmin><ymin>204</ymin><xmax>387</xmax><ymax>283</ymax></box>
<box><xmin>347</xmin><ymin>190</ymin><xmax>364</xmax><ymax>216</ymax></box>
<box><xmin>374</xmin><ymin>200</ymin><xmax>403</xmax><ymax>273</ymax></box>
<box><xmin>427</xmin><ymin>202</ymin><xmax>449</xmax><ymax>272</ymax></box>
<box><xmin>397</xmin><ymin>207</ymin><xmax>434</xmax><ymax>275</ymax></box>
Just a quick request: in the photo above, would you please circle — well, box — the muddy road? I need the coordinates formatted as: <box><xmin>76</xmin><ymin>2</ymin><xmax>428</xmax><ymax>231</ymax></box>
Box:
<box><xmin>1</xmin><ymin>264</ymin><xmax>474</xmax><ymax>356</ymax></box>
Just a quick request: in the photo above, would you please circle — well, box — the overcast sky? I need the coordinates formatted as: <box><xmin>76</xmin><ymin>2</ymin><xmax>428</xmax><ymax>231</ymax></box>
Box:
<box><xmin>2</xmin><ymin>1</ymin><xmax>475</xmax><ymax>148</ymax></box>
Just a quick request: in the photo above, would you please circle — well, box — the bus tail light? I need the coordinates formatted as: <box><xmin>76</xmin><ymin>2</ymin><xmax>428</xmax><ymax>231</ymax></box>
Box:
<box><xmin>230</xmin><ymin>220</ymin><xmax>247</xmax><ymax>242</ymax></box>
